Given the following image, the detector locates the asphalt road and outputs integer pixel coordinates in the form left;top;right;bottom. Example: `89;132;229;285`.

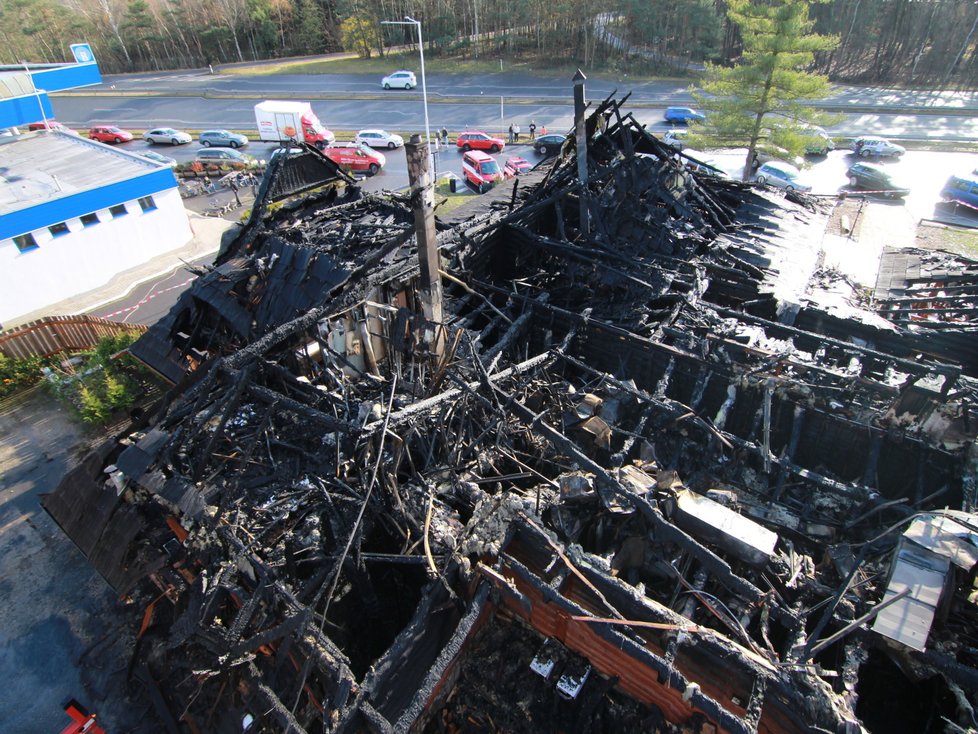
87;68;978;112
47;66;978;143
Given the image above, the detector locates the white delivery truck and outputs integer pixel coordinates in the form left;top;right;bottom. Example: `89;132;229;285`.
254;101;335;148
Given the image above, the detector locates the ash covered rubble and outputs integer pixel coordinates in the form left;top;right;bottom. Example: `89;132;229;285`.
43;100;978;734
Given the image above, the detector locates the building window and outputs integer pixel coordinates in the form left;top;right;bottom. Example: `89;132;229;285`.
109;204;128;218
14;233;38;252
137;196;157;212
80;213;99;227
49;222;70;237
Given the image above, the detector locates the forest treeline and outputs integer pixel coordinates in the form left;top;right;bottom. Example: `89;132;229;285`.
2;0;977;89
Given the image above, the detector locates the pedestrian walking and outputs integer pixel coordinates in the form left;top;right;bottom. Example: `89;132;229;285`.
440;127;449;145
514;123;521;142
540;124;548;136
528;121;536;141
508;124;514;143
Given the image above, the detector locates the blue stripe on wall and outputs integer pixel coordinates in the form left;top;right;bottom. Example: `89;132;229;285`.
33;63;102;92
0;94;55;129
0;168;179;241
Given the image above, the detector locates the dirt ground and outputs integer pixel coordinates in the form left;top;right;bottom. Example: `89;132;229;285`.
0;388;146;733
827;196;978;260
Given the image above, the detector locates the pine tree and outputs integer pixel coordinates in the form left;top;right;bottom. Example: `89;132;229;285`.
689;0;839;181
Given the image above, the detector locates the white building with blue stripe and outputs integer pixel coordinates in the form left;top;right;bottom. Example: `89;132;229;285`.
0;47;192;327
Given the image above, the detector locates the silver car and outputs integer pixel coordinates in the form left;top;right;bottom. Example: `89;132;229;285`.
200;129;249;148
143;127;192;145
753;161;811;192
140;150;177;167
355;129;404;149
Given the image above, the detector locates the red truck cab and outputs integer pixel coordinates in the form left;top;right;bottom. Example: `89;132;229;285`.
323;143;386;175
298;113;334;148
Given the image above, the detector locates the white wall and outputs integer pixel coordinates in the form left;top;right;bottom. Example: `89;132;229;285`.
0;188;192;326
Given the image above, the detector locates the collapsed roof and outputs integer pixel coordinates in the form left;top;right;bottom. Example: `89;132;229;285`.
45;100;978;734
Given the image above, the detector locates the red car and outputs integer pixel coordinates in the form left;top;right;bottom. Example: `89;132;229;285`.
504;156;532;177
462;150;505;193
89;125;133;144
323;143;386;176
456;131;505;153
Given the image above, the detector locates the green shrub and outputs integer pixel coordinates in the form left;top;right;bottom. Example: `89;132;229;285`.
78;383;109;424
0;352;48;399
36;333;150;424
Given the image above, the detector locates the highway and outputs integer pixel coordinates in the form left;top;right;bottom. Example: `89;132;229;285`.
50;69;978;143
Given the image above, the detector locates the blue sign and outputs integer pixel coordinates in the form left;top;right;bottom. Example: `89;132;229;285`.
70;44;95;64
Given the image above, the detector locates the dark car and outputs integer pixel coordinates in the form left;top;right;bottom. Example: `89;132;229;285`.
664;106;706;124
199;129;249;148
534;134;566;156
846;162;910;198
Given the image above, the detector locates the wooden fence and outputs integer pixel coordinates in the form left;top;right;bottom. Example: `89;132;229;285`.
0;315;147;360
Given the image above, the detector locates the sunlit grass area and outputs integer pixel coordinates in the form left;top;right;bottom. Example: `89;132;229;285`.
220;52;673;82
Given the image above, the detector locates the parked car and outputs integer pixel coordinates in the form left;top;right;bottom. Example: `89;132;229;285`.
139;150;177;167
662;129;687;149
355;129;404;149
681;150;728;178
382;70;416;90
456;131;505;153
199;129;249;148
753;161;811;192
323;143;386;175
462;150;505;193
940;173;978;209
89;125;133;144
803;126;835;156
534;133;566;157
28;120;79;135
851;136;905;158
504;156;532;177
664;106;705;124
845;162;910;198
193;147;257;168
143;127;192;145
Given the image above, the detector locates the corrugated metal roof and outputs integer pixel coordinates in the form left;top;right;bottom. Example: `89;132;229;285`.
0;131;165;216
872;542;949;652
904;512;978;570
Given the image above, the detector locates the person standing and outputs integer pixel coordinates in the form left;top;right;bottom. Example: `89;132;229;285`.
508;123;514;143
514;123;521;142
528;120;536;141
441;127;449;145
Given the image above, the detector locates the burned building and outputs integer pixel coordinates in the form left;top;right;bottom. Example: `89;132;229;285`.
44;100;978;734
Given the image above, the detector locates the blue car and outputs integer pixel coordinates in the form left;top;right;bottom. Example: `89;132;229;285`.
664;106;706;124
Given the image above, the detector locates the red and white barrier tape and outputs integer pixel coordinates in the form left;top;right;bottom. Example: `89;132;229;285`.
101;276;196;320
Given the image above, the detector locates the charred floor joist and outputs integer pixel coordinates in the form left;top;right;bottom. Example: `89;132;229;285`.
44;99;978;734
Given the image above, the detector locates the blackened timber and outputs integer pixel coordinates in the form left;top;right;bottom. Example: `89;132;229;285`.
486;374;798;631
713;305;962;382
247;384;359;434
491;552;757;734
368;349;556;431
194;363;253;481
245;662;307;734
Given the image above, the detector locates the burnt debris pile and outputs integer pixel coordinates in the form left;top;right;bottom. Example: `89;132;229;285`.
44;102;978;734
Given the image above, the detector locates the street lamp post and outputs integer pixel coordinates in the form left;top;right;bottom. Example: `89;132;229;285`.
382;16;433;173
